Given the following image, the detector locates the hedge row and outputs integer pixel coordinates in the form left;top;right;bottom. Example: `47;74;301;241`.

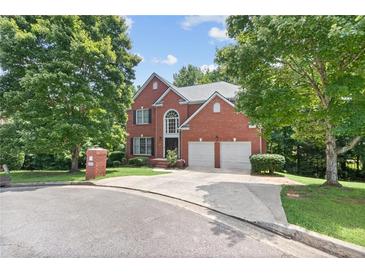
250;154;285;174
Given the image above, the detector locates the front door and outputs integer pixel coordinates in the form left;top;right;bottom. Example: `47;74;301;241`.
165;138;178;157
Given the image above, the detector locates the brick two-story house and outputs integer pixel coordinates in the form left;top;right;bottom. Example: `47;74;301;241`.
126;73;266;170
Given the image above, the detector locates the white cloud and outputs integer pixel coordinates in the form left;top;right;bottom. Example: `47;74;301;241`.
200;64;218;73
208;27;229;41
181;16;227;30
152;54;178;65
122;16;133;32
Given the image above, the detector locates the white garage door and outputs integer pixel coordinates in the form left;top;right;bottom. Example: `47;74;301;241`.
188;142;215;168
220;142;251;170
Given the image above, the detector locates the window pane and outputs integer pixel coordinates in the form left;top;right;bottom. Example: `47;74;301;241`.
140;138;146;154
136;110;143;124
133;138;140;154
143;109;149;123
147;138;152;155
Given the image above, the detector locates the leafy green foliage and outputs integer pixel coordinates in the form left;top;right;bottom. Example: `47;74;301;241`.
173;64;236;87
22;153;71;170
108;151;125;162
0;122;25;169
0;16;140;170
128;156;149;167
166;149;178;167
250;153;285;174
217;16;365;139
112;160;121;167
217;16;365;184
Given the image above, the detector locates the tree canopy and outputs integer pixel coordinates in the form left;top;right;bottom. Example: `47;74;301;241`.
216;16;365;186
173;64;236;87
0;16;141;171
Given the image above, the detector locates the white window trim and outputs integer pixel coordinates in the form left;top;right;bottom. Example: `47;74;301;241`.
136;108;150;125
164;109;179;136
133;137;152;156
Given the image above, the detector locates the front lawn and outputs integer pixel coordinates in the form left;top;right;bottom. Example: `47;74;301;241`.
280;173;365;247
1;167;169;184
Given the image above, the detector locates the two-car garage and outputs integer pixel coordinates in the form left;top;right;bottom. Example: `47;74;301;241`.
188;141;251;171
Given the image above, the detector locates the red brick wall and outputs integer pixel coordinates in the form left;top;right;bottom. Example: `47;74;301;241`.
126;76;168;158
155;91;188;158
187;103;203;117
181;96;265;165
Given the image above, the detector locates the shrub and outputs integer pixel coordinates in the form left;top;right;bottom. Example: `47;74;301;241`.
121;158;128;165
128;156;148;167
166;149;178;167
250;154;285;174
23;154;71;170
112;160;122;167
108;151;125;162
0;152;25;170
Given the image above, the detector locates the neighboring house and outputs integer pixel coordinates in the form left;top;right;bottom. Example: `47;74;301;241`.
126;73;266;170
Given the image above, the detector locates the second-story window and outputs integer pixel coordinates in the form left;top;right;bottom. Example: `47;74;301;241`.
136;109;150;125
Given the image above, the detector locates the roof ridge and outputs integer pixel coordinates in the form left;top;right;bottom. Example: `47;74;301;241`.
176;81;237;89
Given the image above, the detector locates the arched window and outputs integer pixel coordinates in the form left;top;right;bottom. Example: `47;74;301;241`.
165;110;179;134
213;102;221;113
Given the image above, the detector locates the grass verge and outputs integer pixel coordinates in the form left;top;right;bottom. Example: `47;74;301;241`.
280;172;365;247
1;167;169;184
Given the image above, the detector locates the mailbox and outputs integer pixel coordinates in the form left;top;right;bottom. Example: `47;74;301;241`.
85;148;108;180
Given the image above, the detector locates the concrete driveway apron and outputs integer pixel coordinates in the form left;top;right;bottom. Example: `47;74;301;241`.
95;168;298;224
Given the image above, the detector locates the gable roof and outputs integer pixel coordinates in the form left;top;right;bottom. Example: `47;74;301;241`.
179;91;235;129
133;72;174;100
134;72;241;105
152;87;189;106
176;81;240;102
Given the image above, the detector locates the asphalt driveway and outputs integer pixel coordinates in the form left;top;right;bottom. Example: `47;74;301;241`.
0;186;329;257
96;168;298;224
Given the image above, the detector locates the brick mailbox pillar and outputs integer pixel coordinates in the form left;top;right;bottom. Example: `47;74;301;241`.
85;148;108;180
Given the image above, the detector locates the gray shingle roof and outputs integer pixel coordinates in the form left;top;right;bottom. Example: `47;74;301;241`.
174;81;240;102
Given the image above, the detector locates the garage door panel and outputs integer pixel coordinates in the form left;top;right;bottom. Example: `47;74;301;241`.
189;142;214;168
220;142;251;170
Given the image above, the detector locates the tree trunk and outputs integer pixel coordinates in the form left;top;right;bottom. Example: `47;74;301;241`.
70;145;80;172
323;127;341;187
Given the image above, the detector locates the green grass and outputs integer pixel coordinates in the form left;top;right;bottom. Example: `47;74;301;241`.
280;172;365;247
1;167;169;184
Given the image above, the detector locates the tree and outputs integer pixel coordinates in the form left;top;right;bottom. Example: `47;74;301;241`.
173;64;236;87
173;64;202;87
0;16;140;171
217;16;365;186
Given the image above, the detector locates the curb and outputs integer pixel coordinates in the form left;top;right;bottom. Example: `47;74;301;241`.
94;184;365;257
2;182;364;257
255;221;365;258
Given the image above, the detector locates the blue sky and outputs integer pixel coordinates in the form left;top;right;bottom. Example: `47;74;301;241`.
126;16;233;86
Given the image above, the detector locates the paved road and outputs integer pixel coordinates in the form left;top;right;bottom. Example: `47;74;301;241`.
0;186;330;257
96;168;297;224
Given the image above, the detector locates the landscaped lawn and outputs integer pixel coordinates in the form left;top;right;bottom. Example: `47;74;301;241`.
280;172;365;247
1;167;169;184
